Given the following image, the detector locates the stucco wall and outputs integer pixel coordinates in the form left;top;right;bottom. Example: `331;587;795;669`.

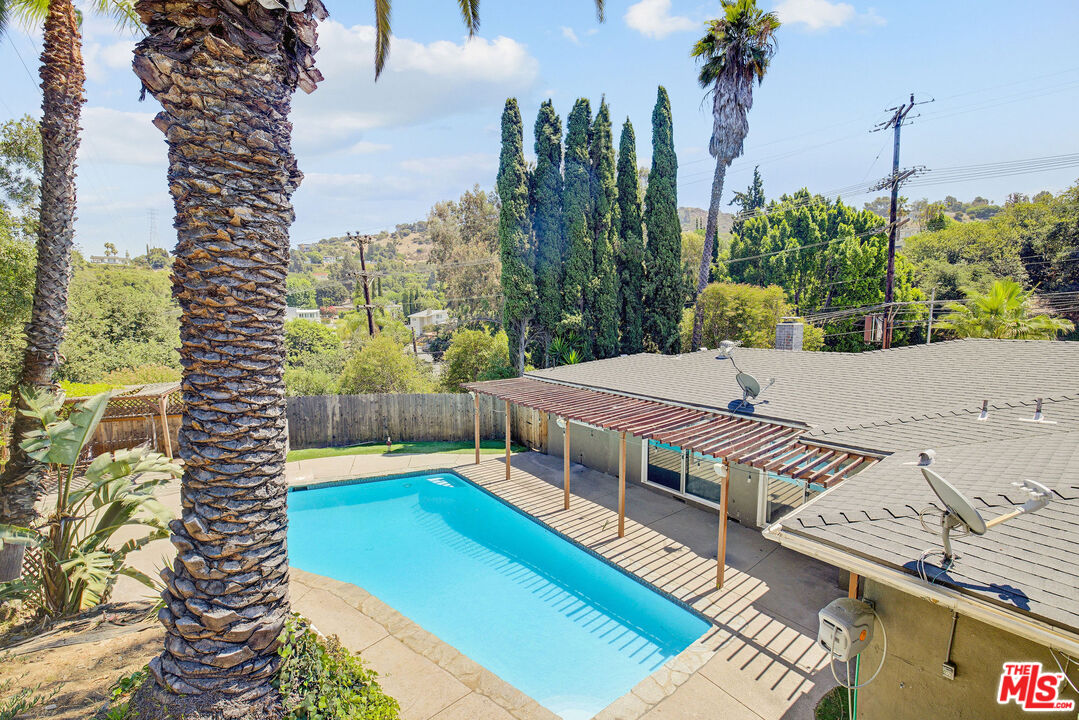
856;580;1078;719
543;412;643;485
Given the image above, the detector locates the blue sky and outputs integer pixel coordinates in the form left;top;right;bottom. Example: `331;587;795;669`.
2;0;1078;256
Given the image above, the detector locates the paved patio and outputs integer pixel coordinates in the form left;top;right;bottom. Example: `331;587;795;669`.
120;450;843;719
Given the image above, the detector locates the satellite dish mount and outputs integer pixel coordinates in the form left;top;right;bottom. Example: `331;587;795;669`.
717;342;775;411
918;454;1053;570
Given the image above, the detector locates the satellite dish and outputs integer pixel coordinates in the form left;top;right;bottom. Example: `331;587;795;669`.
734;372;776;411
736;372;761;399
918;453;1053;568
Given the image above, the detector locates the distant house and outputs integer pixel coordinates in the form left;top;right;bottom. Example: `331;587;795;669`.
285;307;320;322
408;308;449;333
89;255;130;266
384;303;403;320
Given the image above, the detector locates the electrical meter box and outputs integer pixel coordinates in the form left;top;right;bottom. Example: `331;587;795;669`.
818;598;875;661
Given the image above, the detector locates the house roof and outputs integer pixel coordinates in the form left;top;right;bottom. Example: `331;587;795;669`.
528;339;1079;447
529;339;1079;635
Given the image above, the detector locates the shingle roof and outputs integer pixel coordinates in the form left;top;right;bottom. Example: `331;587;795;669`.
781;430;1079;633
528;339;1079;441
529;339;1079;633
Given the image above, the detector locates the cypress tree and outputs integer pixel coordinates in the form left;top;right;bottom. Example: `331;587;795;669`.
643;86;683;354
496;98;537;374
617;118;645;354
589;100;620;359
561;98;593;354
531;100;564;357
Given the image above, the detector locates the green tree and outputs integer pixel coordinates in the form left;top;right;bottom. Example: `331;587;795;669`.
531;100;564;355
937;280;1074;340
0;115;43;224
496;99;537;374
729;190;923;350
286;275;316;308
315;280;348;307
616;118;645;355
58;265;181;382
729;165;765;238
128;1;604;713
284;318;341;362
439;328;514;392
1;0;139;531
329;252;361;293
561;98;593;352
679;282;823;351
0;220;35;392
689;0;780;351
589;100;619;358
339;336;433;394
427;184;500;322
643;87;683;354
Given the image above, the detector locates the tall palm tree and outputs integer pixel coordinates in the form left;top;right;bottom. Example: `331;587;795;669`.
129;2;603;716
0;1;137;541
689;0;779;352
938;279;1074;340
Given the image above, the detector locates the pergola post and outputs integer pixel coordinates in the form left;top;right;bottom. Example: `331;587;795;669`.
157;395;173;459
504;399;511;480
717;460;729;588
563;419;570;510
848;572;859;599
618;431;626;538
473;392;480;465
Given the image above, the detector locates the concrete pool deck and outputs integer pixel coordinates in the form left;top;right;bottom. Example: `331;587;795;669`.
119;450;843;719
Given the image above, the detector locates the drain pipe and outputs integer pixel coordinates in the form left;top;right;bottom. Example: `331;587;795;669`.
763;522;1079;657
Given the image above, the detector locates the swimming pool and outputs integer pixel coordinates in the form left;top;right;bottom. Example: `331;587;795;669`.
288;472;710;719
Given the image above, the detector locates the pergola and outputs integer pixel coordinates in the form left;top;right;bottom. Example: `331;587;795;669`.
63;381;182;458
464;376;883;587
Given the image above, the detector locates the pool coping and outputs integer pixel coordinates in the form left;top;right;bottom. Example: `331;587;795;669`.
289;467;719;720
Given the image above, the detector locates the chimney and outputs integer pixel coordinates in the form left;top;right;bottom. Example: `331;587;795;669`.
775;319;803;351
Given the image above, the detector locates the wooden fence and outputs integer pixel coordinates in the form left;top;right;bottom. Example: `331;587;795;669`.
285;393;547;452
2;392;547;465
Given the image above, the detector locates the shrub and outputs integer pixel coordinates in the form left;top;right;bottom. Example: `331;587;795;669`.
439;329;513;392
0;391;179;617
277;615;399;720
339;337;432;394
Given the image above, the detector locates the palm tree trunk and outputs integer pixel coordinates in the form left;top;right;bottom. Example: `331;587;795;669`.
690;158;726;351
131;2;322;716
0;0;84;534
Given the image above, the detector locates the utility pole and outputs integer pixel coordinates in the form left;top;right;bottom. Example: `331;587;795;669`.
871;93;930;348
347;232;377;336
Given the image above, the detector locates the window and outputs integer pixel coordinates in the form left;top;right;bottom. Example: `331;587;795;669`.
646;441;683;492
686;455;724;505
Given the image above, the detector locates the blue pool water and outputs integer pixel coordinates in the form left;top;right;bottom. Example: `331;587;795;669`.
288;473;709;719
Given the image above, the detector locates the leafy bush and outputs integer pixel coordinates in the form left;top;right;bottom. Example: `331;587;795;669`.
0;391;179;617
439;328;513;392
277;615;399;720
338;336;433;394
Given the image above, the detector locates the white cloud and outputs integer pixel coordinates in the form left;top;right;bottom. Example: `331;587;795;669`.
83;39;134;83
346;140;392;154
292;21;538;154
775;0;885;30
624;0;696;40
561;27;581;45
78;107;166;167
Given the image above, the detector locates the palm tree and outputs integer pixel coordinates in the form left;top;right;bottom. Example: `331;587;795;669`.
0;1;138;543
937;280;1074;340
129;2;604;716
689;0;779;352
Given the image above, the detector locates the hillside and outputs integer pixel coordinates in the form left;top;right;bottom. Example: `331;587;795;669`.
679;206;734;235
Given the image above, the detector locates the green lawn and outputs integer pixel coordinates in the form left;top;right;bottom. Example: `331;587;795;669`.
286;439;528;463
